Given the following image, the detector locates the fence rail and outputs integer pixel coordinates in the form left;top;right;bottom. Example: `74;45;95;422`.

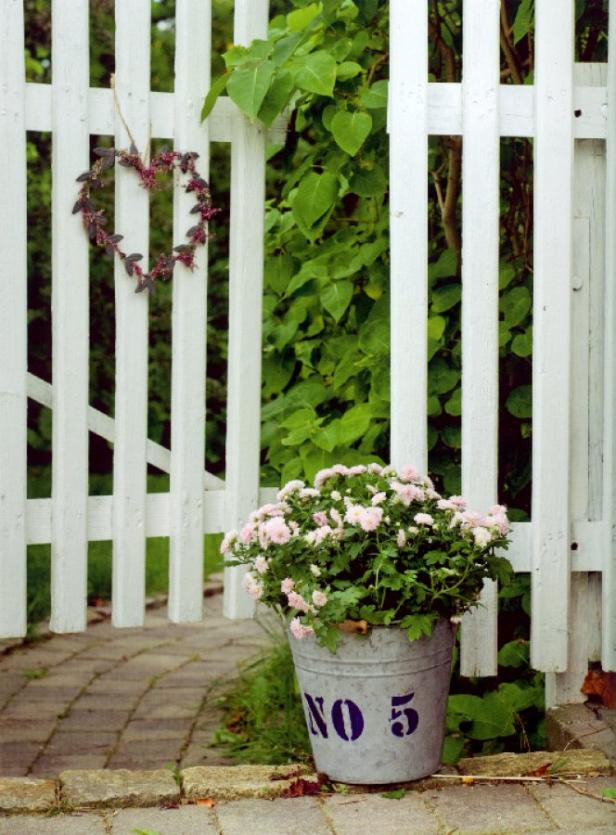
1;0;614;708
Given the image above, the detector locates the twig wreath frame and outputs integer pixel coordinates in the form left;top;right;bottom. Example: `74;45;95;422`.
73;145;218;293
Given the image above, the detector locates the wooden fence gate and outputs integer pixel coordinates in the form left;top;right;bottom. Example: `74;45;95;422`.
1;0;615;708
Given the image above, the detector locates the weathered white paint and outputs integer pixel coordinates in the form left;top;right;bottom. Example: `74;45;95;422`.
22;82;606;142
223;0;269;619
168;0;211;623
530;0;575;672
111;0;151;628
459;0;500;678
388;0;428;471
50;0;90;633
602;0;616;670
547;63;608;702
0;0;28;639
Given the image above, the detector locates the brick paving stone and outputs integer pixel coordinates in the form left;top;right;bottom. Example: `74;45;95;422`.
0;776;56;812
528;777;616;831
182;764;313;801
323;793;440;834
0;741;44;772
96;665;152;682
43;731;118;756
0;717;56;742
17;684;85;703
0;673;25;702
132;701;199;721
121;717;192;741
110;805;218;834
58;709;131;732
0;815;107;834
215;797;331;835
2;700;66;719
425;783;554;833
1;650;66;670
84;678;149;695
69;693;140;711
106;738;182;769
61;767;179;809
31;754;109;776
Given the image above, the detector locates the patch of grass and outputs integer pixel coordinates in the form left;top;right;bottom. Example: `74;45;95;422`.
23;667;49;680
215;626;312;765
26;470;224;624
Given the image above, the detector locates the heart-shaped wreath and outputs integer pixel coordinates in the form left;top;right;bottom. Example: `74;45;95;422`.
73;145;219;293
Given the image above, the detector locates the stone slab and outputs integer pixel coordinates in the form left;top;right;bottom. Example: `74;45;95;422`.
458;748;611;777
110;805;218;834
528;776;616;830
215;797;331;835
425;783;553;833
60;768;180;809
0;777;56;813
0;815;106;834
323;792;439;834
182;764;313;801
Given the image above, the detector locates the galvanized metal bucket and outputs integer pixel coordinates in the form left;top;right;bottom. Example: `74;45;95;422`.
289;620;455;784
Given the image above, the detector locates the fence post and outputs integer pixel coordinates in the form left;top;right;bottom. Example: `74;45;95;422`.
388;0;429;472
530;0;575;672
168;0;211;622
0;0;27;638
459;0;501;678
602;0;616;671
223;0;269;618
50;0;90;633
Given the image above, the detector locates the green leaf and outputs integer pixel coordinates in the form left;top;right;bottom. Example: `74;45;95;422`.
512;0;534;44
287;2;321;31
358;319;389;355
400;614;435;641
321;280;353;322
442;734;465;765
265;254;297;295
501;286;531;327
337;403;372;445
330;110;372;156
428;359;460;395
431;284;461;313
601;788;616;799
201;72;230;121
506;385;532;418
467;693;516;740
227;60;275;120
497;639;530;668
360;79;388;109
291;171;339;236
258;71;295;125
429;249;457;281
350;166;386;196
445;387;461;417
381;788;407;800
294;51;337;96
511;327;532;358
427;315;447;342
337;61;363;80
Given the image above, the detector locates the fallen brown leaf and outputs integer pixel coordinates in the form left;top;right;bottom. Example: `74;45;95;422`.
582;670;616;708
337;619;369;635
196;798;216;808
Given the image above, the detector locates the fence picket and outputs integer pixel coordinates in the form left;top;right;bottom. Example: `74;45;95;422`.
223;0;269;618
602;0;616;670
111;0;151;628
167;0;211;623
388;0;429;472
459;0;501;677
49;0;90;633
0;0;28;638
530;0;575;672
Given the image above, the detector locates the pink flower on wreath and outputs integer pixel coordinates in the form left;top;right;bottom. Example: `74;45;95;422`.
359;506;383;532
289;617;315;640
344;504;365;525
281;578;295;595
312;511;329;527
391;481;425;506
287;591;313;614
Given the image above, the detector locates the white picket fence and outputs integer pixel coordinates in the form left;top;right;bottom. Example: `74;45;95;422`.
0;0;615;707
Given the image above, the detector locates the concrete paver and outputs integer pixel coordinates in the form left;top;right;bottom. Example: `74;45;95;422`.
424;783;554;832
0;816;107;835
527;777;616;831
110;805;218;834
323;792;439;834
215;797;332;835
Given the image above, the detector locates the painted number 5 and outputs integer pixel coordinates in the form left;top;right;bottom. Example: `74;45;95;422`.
390;692;419;737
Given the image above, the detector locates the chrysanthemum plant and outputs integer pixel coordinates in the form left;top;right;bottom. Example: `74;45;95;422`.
222;464;513;652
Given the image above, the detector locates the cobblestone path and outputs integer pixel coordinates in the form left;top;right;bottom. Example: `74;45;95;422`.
0;590;269;777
